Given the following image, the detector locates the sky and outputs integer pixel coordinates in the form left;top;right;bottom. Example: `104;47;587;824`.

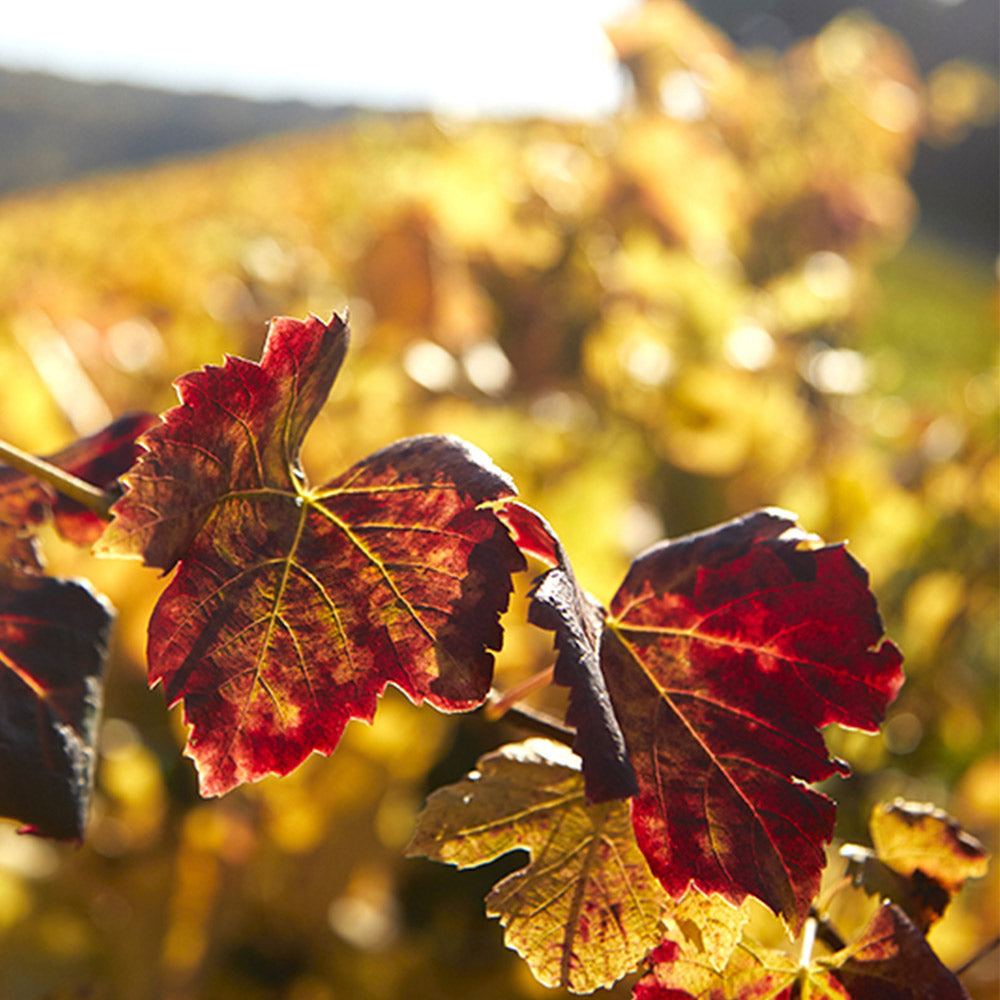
0;0;638;116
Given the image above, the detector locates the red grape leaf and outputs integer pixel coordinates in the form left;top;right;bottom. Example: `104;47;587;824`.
601;508;903;930
842;799;989;931
0;412;157;556
96;317;353;570
633;904;968;999
0;569;112;839
830;903;970;1000
97;314;524;796
497;501;638;802
407;738;667;993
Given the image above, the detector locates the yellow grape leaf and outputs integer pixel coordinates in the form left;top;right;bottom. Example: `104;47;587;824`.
634;904;969;1000
842;799;990;931
406;738;667;993
870;799;989;893
669;887;751;974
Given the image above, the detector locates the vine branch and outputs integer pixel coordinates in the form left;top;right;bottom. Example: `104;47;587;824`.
0;438;116;520
485;694;575;747
954;933;999;978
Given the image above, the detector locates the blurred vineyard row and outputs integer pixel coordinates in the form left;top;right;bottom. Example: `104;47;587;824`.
0;3;996;998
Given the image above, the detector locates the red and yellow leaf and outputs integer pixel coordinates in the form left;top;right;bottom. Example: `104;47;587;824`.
632;933;806;1000
633;904;968;1000
843;799;990;931
98;315;524;795
0;570;112;839
869;799;989;894
829;903;970;1000
601;509;903;929
407;738;667;993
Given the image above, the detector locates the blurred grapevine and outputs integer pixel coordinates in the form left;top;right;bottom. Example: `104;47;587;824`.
0;2;995;998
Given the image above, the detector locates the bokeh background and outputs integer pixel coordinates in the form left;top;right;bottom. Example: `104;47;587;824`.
0;1;996;998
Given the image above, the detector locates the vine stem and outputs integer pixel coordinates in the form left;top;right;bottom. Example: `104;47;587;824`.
808;905;847;953
0;437;116;520
798;916;818;969
954;933;1000;978
483;665;555;721
482;671;576;748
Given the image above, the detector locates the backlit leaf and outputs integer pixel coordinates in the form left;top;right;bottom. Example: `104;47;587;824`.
601;508;903;929
632;932;805;1000
634;904;967;1000
830;903;970;1000
97;316;353;570
842;799;989;931
98;314;524;795
497;501;637;802
0;570;112;839
407;738;667;993
669;887;750;974
869;799;989;894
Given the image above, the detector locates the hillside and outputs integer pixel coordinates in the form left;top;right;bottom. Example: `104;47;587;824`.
0;67;357;196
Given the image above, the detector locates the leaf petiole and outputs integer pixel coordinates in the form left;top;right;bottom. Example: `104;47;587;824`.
808;906;847;953
0;437;116;520
798;916;818;968
817;873;854;909
485;698;576;748
954;933;1000;977
483;665;555;720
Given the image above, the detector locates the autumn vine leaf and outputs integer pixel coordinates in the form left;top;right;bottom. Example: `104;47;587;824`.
667;887;750;974
830;903;971;1000
633;902;969;999
496;500;637;803
600;508;904;930
0;572;112;839
96;314;525;796
869;800;989;894
407;738;667;993
0;413;157;838
842;799;989;931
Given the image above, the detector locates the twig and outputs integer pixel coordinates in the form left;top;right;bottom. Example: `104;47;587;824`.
482;666;555;721
798;917;818;968
487;699;575;747
808;906;847;952
954;933;1000;978
0;438;115;519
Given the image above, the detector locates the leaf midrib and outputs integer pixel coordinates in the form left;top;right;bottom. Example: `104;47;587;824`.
604;622;796;915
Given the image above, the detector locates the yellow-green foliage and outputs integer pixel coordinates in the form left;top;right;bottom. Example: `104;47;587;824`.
0;4;994;998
